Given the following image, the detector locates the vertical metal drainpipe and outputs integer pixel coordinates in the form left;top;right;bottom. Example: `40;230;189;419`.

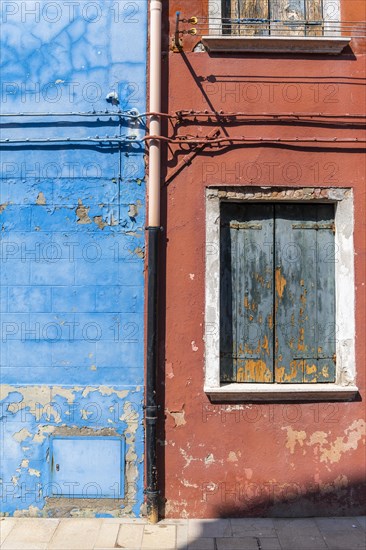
145;0;162;524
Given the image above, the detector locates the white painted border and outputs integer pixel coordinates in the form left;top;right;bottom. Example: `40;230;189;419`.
204;187;358;401
323;0;341;36
208;0;222;35
334;192;356;385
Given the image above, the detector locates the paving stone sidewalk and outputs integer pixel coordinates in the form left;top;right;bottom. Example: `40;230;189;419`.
0;516;365;550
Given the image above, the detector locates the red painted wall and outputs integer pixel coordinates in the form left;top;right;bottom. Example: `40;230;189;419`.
154;0;366;517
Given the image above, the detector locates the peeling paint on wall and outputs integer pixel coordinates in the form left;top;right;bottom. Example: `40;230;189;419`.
36;192;46;206
93;216;107;230
162;15;365;516
1;386;144;517
0;0;147;517
76;199;92;224
282;420;366;469
167;409;186;427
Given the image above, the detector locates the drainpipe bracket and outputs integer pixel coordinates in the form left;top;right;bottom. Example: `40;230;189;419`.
145;226;164;231
144;489;160;496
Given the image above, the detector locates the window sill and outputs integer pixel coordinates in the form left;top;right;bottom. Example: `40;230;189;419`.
205;383;359;402
201;36;351;55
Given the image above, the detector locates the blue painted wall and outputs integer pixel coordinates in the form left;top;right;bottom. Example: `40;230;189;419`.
0;0;147;516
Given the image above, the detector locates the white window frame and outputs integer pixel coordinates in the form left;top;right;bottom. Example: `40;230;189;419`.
204;0;349;54
204;187;358;401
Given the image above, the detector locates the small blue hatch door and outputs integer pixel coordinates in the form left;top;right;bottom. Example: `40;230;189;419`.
50;436;124;498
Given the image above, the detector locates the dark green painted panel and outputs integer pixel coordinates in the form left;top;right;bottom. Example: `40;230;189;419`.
220;202;335;384
220;203;274;383
220;205;237;382
275;204;308;382
275;203;335;383
314;204;336;382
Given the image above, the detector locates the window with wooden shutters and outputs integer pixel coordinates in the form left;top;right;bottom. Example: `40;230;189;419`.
222;0;325;36
220;202;336;384
204;0;349;55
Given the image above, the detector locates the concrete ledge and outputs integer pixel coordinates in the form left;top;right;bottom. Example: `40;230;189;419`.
201;36;351;54
205;384;359;402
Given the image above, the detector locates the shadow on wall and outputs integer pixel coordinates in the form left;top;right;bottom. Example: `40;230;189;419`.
175;514;366;550
173;481;366;548
164;477;366;526
210;478;366;518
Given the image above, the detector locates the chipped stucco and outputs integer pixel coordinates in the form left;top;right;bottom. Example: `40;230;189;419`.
1;385;144;517
0;0;148;517
282;419;366;470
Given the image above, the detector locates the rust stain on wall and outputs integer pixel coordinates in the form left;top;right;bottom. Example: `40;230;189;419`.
300;289;307;305
321;365;330;379
262;335;270;356
238;360;272;382
267;314;273;330
297;327;305;352
275;360;303;383
275;267;287;299
304;362;317;383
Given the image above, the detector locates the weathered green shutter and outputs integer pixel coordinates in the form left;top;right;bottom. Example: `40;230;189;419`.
220;202;335;384
220;204;237;382
274;204;336;383
220;203;274;383
312;204;336;382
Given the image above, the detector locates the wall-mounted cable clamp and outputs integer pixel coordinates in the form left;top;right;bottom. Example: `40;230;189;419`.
172;12;198;51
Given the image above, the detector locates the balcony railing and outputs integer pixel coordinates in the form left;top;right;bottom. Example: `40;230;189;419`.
205;18;366;37
173;14;366;53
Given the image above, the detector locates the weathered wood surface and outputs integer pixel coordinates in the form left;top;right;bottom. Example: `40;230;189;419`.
220;202;336;384
226;0;324;36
